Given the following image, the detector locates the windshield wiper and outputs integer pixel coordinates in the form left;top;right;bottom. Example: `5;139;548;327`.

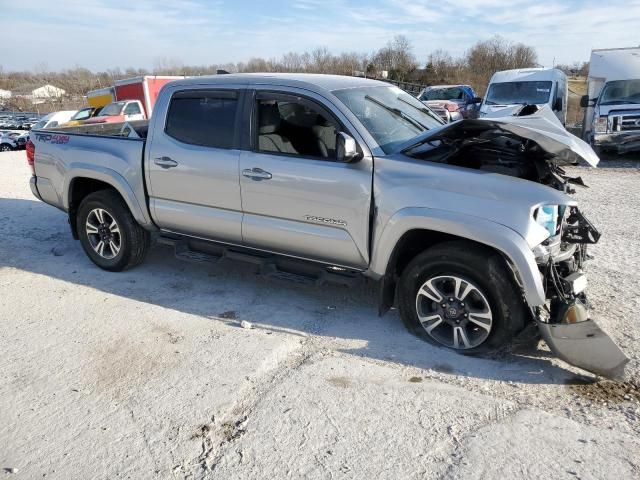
397;96;442;124
364;95;426;131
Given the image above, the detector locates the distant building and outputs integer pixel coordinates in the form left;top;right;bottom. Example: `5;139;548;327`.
12;84;67;105
0;89;11;99
31;84;65;99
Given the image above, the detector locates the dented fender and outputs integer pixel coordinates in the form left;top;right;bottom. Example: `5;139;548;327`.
368;207;547;306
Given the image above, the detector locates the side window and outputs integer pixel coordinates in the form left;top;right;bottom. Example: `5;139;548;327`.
165;90;237;149
256;96;339;160
124;102;141;115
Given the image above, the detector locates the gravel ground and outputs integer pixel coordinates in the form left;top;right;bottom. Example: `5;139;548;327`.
1;150;639;479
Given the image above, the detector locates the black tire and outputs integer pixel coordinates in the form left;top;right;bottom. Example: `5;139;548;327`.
77;189;150;271
397;241;528;355
0;143;13;152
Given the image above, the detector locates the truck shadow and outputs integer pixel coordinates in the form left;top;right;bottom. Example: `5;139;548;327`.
0;197;591;385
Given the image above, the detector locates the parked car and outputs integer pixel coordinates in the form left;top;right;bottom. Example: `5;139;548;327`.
480;68;568;125
82;100;146;124
15;131;29;149
580;47;640;154
0;133;17;151
417;85;482;121
28;74;627;378
62;106;102;126
30;110;78;130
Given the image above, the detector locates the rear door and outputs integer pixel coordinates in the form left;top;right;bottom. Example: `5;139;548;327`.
239;89;373;269
146;87;244;243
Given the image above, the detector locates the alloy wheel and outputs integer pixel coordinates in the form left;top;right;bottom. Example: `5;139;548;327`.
415;275;493;349
85;208;121;259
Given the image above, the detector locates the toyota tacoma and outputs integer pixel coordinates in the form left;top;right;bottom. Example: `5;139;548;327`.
28;74;628;378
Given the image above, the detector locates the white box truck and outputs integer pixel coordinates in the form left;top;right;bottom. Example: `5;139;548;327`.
581;47;640;154
479;68;568;125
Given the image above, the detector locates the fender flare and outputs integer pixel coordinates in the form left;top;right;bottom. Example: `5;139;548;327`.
64;164;151;227
369;207;546;307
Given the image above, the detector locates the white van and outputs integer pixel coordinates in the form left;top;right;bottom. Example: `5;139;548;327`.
581;47;640;154
30;110;77;130
480;68;568;125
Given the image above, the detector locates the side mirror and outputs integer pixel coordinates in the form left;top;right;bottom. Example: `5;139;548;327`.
580;95;596;108
473;97;483;104
336;132;362;163
553;98;563;111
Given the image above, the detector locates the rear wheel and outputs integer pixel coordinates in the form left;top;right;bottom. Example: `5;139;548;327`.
397;241;528;355
77;190;150;271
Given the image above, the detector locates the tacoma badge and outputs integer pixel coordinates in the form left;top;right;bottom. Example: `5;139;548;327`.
304;215;347;226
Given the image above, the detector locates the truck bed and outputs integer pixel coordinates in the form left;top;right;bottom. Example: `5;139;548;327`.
30;123;151;226
49;120;149;139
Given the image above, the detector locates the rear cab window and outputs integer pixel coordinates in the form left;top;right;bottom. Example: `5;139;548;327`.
165;90;238;149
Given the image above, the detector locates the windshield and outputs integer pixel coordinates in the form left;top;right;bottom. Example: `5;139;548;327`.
71;108;93;121
599;80;640;105
32;119;48;130
485;81;552;105
419;87;465;102
333;85;443;154
98;102;126;116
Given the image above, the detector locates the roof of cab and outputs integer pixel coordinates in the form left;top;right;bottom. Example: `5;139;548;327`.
165;73;390;93
489;68;566;84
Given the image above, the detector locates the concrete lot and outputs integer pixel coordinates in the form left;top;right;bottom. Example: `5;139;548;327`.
1;150;639;479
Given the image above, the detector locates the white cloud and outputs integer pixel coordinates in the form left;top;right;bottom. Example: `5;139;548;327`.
0;0;638;70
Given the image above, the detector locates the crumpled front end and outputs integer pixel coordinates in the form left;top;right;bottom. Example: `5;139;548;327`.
531;205;629;379
400;106;630;378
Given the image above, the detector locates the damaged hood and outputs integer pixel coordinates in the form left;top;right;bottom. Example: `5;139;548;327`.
400;106;600;167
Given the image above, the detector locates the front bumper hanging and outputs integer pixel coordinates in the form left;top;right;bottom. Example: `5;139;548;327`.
536;208;629;379
537;315;629;379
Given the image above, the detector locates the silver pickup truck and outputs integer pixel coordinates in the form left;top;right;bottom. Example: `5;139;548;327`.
29;74;628;378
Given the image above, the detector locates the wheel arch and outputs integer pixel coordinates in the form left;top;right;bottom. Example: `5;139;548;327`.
370;207;545;315
67;174;150;239
65;170;152;239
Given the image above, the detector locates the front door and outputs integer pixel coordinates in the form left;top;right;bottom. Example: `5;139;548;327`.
146;88;243;243
239;91;372;269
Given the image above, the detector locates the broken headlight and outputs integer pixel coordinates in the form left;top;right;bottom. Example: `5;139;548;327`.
535;205;559;237
593;115;608;133
532;205;568;263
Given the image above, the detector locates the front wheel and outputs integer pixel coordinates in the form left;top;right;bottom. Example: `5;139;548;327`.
77;190;150;271
0;144;13;152
397;241;528;355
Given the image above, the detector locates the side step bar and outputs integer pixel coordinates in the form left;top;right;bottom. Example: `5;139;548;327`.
162;237;362;288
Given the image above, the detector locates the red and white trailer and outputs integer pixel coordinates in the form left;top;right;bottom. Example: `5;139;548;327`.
114;76;184;118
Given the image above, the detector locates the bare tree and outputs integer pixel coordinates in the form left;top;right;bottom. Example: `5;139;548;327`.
464;36;538;94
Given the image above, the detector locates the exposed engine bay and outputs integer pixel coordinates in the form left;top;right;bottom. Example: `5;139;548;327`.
402;104;598;194
404;129;587;192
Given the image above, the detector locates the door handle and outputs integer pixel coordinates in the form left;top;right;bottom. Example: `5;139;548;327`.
242;167;272;181
154;156;178;168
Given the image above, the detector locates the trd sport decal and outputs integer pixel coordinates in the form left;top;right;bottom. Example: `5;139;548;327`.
35;133;70;144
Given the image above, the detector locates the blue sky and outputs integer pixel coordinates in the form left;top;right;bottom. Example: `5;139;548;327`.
1;0;639;71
